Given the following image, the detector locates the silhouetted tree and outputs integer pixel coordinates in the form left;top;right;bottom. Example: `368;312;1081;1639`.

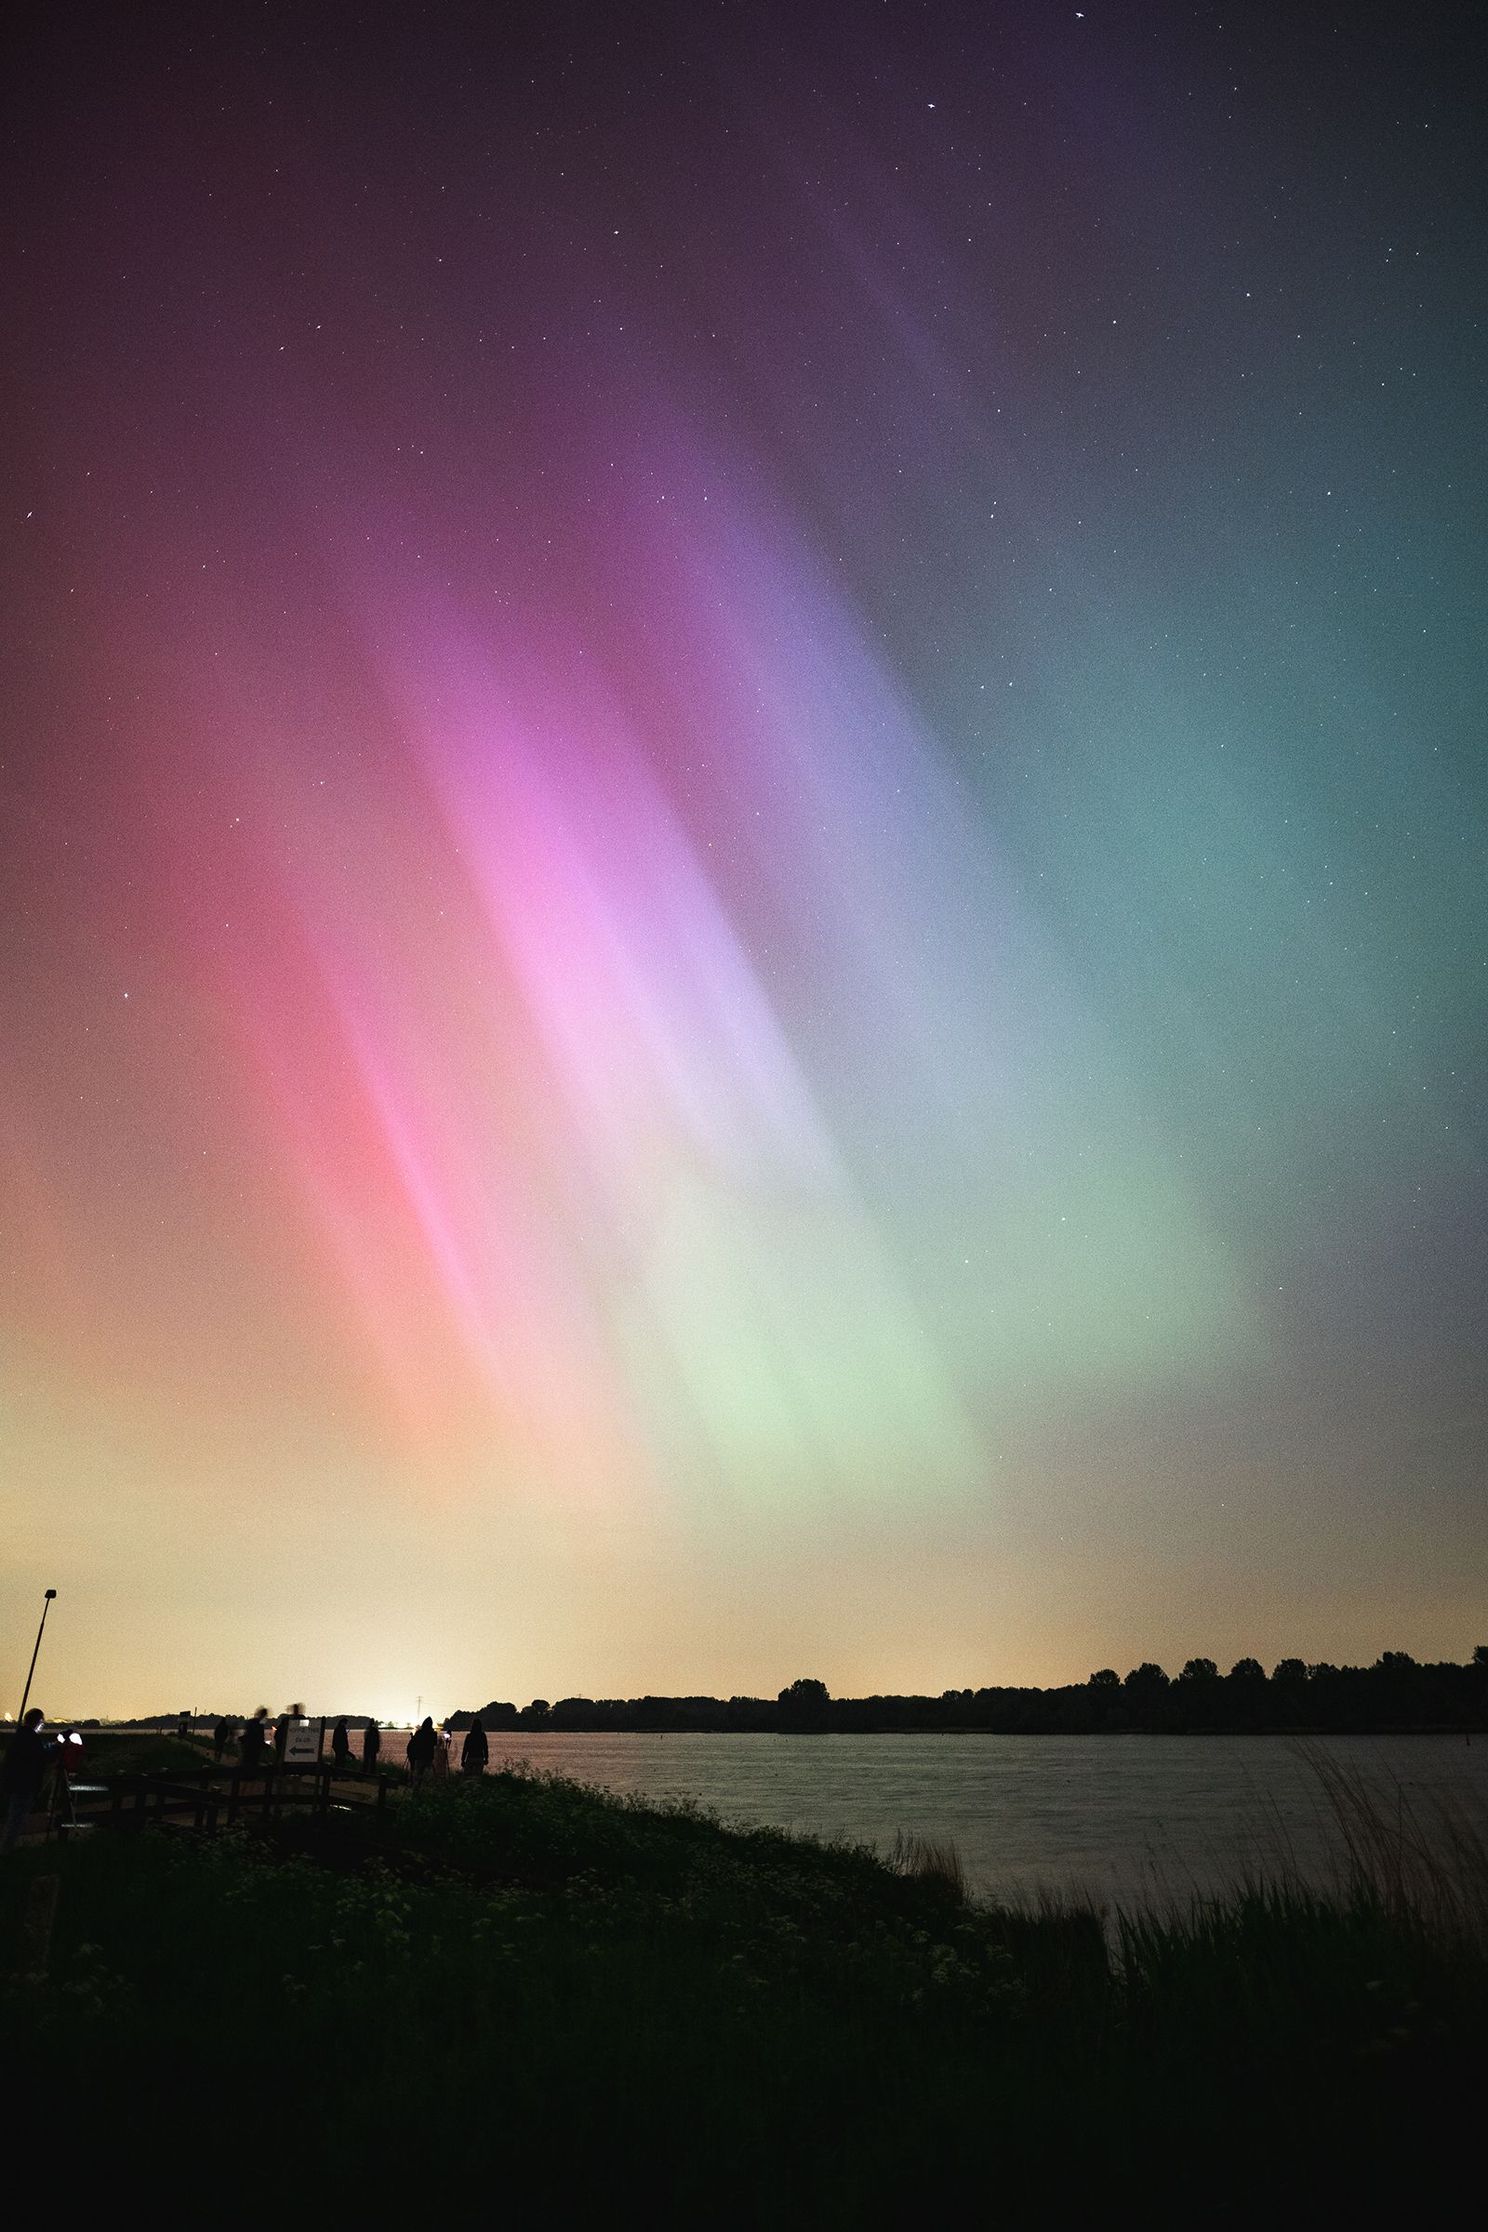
549;1698;599;1729
1179;1658;1219;1682
1229;1658;1265;1682
1120;1664;1170;1729
778;1677;830;1730
1088;1669;1120;1688
1272;1659;1307;1683
633;1695;684;1730
1474;1646;1488;1667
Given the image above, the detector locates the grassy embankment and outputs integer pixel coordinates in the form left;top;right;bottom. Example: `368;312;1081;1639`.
1;1758;1484;2219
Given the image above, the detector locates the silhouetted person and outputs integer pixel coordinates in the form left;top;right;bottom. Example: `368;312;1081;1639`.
406;1717;437;1783
178;1711;190;1740
1;1710;52;1853
240;1707;271;1775
460;1721;489;1776
362;1721;381;1774
212;1717;235;1762
330;1717;351;1773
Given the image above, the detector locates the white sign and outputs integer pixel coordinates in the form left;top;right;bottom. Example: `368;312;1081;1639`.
283;1721;320;1765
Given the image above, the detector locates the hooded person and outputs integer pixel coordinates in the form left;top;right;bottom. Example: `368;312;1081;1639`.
406;1717;437;1782
240;1707;271;1773
460;1720;489;1776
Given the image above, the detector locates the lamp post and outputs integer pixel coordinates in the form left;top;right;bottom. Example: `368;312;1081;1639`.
17;1589;57;1722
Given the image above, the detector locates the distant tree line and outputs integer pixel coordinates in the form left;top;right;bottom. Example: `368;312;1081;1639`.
444;1650;1488;1737
98;1649;1487;1736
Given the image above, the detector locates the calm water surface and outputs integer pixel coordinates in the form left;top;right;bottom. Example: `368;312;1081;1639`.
388;1731;1488;1905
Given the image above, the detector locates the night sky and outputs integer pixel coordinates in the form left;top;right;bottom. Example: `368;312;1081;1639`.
3;2;1484;1719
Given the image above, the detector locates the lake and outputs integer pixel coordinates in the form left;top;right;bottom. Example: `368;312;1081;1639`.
383;1730;1488;1906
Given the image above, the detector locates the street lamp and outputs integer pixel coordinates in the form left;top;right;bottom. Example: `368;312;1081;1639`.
17;1589;57;1722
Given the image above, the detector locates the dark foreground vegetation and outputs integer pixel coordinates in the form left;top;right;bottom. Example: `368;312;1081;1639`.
3;1760;1486;2220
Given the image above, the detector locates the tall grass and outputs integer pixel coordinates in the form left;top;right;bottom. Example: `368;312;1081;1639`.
1300;1740;1488;1949
1105;1739;1488;2154
889;1827;966;1897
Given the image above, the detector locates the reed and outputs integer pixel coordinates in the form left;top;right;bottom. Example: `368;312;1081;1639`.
889;1827;967;1897
1300;1739;1488;1949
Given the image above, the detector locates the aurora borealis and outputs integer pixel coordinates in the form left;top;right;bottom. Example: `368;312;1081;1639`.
3;4;1483;1718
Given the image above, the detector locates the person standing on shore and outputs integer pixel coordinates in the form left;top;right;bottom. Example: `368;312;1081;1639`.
1;1710;52;1853
406;1717;437;1783
330;1717;351;1773
361;1720;381;1774
460;1720;489;1777
240;1707;270;1775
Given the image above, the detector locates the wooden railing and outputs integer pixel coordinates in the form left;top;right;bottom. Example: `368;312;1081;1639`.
58;1762;394;1835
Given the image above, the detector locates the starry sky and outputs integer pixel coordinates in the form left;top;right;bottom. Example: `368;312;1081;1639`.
3;2;1484;1720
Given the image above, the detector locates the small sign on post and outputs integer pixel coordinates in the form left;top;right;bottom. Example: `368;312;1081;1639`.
283;1720;319;1766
